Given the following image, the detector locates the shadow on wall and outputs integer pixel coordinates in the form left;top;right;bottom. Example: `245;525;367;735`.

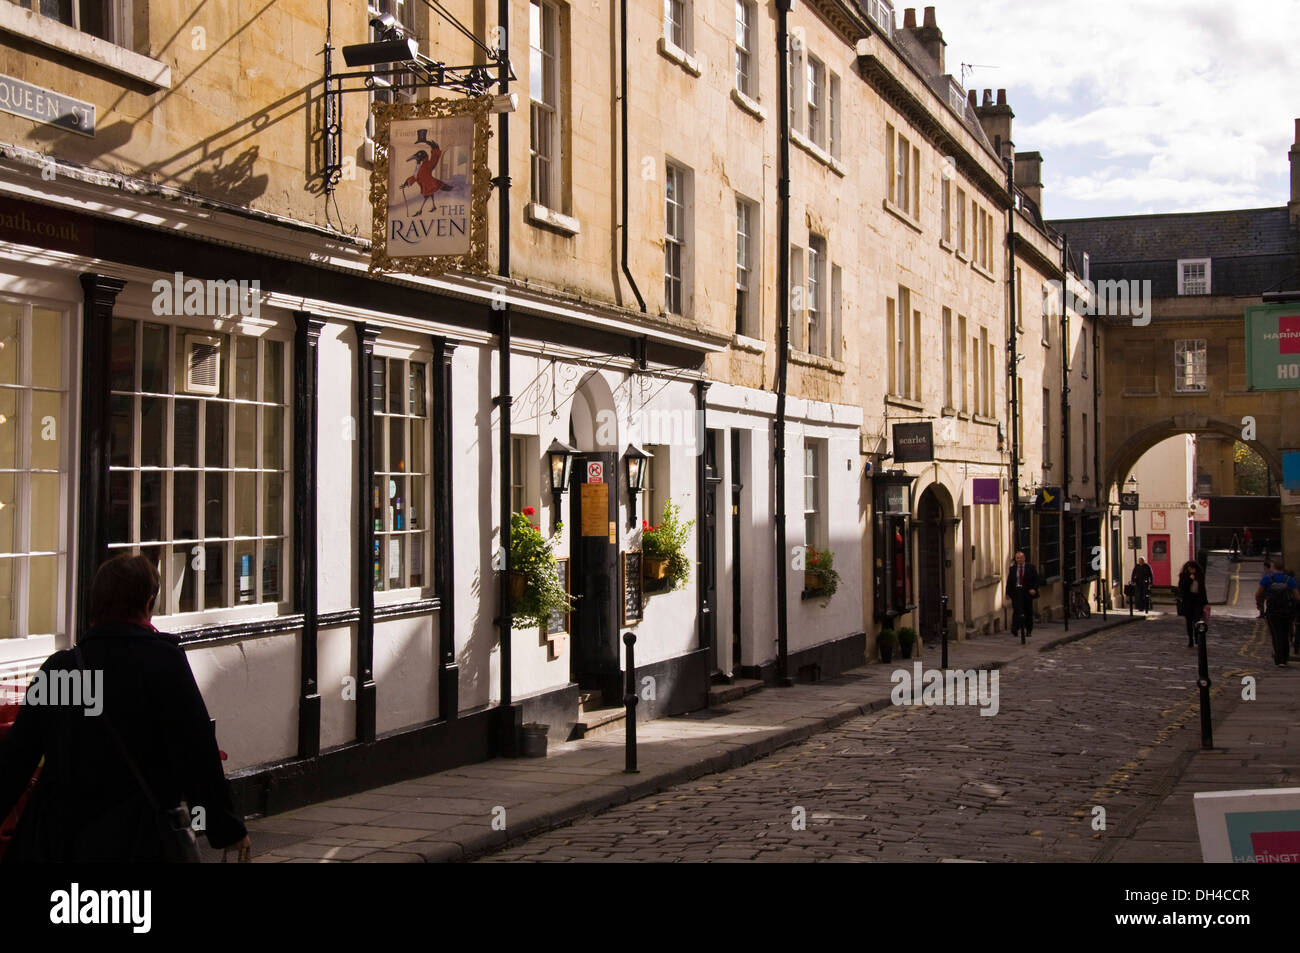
187;145;270;205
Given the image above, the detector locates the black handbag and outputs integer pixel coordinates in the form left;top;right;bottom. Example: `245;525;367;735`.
74;647;201;863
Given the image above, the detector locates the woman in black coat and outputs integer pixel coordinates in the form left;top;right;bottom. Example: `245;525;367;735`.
1177;560;1209;648
0;554;249;861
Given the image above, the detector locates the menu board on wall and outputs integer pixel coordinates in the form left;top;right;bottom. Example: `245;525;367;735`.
545;558;570;637
622;551;643;625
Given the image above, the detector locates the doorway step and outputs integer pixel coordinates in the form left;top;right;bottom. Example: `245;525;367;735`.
569;690;626;740
706;678;763;707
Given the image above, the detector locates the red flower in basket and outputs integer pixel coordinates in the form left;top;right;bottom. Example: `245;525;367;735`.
523;506;535;516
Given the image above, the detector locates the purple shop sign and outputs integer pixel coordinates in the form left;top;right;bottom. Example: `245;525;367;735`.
972;478;1000;505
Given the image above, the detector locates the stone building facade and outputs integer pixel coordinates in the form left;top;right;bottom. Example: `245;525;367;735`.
0;0;1107;809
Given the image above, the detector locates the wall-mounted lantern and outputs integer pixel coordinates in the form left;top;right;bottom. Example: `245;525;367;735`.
547;438;577;533
624;443;651;528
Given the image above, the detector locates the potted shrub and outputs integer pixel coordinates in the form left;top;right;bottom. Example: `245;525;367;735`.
641;501;695;591
896;626;917;659
877;628;898;663
508;507;575;628
803;546;840;599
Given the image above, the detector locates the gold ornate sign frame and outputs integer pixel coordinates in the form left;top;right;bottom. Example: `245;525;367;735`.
369;95;493;277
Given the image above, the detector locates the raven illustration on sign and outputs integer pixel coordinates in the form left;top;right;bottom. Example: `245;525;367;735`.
401;129;452;215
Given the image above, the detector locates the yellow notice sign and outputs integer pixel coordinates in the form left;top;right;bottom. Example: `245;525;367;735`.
580;482;609;537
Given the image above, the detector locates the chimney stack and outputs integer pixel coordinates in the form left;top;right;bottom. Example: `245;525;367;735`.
902;6;945;74
1014;151;1044;216
975;88;1015;166
1290;118;1300;226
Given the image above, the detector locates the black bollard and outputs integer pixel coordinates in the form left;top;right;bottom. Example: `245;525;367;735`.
940;594;949;670
1194;619;1212;749
623;631;638;774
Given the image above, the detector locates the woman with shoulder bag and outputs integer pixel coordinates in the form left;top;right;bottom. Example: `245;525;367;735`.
0;554;250;862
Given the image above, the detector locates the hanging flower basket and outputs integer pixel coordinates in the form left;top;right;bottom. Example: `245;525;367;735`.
644;555;670;582
640;501;695;592
803;547;840;599
508;507;575;629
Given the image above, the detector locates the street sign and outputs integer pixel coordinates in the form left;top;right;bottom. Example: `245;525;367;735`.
586;461;603;484
1119;492;1139;511
1035;486;1061;511
1192;498;1210;522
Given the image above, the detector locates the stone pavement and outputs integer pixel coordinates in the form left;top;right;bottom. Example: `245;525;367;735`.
1104;615;1300;861
225;611;1139;863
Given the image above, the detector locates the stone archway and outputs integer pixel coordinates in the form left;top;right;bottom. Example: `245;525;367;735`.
1103;412;1292;572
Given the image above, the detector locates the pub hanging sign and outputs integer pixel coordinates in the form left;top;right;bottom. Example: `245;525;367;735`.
370;96;492;277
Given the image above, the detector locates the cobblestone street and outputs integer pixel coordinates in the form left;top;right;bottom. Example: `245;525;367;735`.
481;610;1290;862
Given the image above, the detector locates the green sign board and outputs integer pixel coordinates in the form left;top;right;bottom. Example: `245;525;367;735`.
1245;302;1300;390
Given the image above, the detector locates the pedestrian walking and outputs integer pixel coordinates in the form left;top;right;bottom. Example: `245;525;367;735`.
1176;561;1209;648
1005;551;1040;640
1255;564;1299;668
1229;532;1240;561
1131;557;1154;612
1242;526;1254;557
0;554;250;861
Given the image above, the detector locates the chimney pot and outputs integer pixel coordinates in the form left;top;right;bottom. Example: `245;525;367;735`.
904;7;917;28
997;88;1007;106
968;90;977;108
923;5;937;27
982;89;993;107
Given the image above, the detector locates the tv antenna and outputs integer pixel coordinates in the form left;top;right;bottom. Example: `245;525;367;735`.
959;62;999;89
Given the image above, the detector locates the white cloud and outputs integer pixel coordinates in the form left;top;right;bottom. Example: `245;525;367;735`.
935;0;1300;215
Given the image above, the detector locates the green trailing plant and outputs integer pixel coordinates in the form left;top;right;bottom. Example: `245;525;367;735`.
805;546;840;598
508;507;575;628
641;500;695;591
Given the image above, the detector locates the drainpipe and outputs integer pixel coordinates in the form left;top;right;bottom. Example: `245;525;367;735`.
619;0;646;313
774;0;792;686
495;0;518;754
1006;159;1020;570
1060;237;1070;629
1093;318;1103;613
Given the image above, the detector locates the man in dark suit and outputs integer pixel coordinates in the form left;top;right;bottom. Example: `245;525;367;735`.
1006;551;1040;640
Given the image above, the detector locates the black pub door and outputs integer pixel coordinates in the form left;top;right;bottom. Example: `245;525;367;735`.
569;452;620;698
917;491;945;644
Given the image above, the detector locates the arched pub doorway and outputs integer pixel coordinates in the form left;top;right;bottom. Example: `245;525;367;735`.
916;484;954;645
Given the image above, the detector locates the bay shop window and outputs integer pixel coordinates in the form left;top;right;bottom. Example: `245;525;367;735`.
107;319;291;619
0;299;71;641
370;353;431;593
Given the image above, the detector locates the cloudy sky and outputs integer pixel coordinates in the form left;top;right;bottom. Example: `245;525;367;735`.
934;0;1300;221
